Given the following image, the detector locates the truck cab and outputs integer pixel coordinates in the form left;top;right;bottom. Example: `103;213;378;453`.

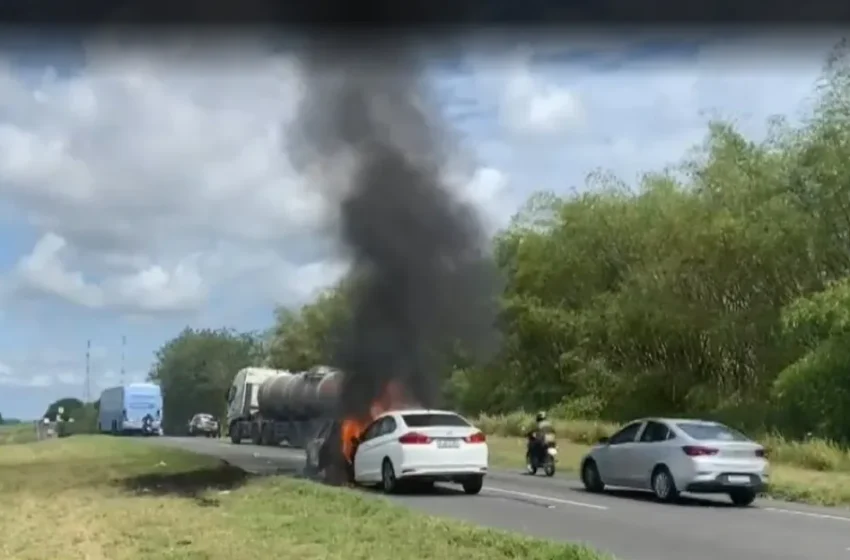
226;367;283;443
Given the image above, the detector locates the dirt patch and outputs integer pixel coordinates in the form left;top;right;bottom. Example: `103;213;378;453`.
118;460;251;506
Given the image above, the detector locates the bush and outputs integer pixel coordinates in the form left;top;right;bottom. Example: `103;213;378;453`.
762;433;850;472
476;412;616;444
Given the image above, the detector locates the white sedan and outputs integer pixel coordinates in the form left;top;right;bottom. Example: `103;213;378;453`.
351;409;488;494
580;417;769;506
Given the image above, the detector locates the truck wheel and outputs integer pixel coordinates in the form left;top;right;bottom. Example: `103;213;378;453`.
250;423;262;445
260;423;273;446
229;423;241;444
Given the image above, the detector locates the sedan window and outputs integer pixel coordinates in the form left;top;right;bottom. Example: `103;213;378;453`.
639;421;672;443
609;422;642;445
402;413;470;427
676;422;749;442
379;417;397;436
360;420;382;442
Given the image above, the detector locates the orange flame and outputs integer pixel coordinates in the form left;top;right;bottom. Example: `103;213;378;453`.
340;379;416;464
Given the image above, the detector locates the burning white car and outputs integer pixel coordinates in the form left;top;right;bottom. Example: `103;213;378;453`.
347;409;488;494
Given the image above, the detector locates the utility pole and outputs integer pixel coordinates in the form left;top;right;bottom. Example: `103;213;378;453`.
121;335;126;386
85;340;91;403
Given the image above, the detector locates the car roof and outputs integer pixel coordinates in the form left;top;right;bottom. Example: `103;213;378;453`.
628;417;724;425
381;408;464;417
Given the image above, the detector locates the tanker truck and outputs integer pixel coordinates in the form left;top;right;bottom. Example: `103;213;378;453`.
225;365;342;448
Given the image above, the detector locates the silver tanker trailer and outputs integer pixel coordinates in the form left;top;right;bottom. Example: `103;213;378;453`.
225;365;342;448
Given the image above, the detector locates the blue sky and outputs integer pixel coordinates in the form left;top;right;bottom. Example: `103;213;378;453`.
0;30;841;419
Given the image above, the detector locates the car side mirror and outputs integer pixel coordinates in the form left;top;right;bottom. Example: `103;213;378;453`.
597;436;610;445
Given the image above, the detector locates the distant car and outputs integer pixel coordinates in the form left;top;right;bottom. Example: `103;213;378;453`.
579;418;769;506
350;409;488;495
188;413;220;438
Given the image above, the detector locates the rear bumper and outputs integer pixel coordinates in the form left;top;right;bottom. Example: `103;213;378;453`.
397;465;488;481
685;475;767;494
194;426;218;433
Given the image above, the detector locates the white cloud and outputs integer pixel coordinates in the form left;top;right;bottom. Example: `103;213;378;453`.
458;47;584;138
0;36;513;315
0;345;106;388
0;37;340;313
500;65;583;135
13;231;208;312
95;368;147;391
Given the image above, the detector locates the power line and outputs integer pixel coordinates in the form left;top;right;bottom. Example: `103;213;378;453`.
121;335;126;386
85;339;91;403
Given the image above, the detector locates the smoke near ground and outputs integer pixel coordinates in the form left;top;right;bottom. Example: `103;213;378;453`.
289;37;500;428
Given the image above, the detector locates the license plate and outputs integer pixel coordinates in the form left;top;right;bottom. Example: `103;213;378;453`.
727;475;751;484
437;439;460;449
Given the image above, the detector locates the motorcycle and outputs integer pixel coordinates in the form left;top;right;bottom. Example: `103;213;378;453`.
526;435;557;477
141;414;157;436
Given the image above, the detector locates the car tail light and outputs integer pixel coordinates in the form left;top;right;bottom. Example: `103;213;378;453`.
398;432;432;445
755;448;766;458
464;431;486;444
682;445;718;457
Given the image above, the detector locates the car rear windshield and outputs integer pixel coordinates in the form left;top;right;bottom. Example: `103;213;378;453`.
402;413;470;428
676;422;749;442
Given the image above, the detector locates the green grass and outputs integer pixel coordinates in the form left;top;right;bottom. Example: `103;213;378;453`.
478;412;850;508
0;423;37;445
0;435;611;560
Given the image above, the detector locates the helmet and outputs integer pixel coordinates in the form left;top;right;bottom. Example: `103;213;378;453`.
536;411;547;422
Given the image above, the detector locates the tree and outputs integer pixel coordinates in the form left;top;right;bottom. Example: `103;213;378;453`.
43;398;84;421
148;328;264;434
266;285;351;371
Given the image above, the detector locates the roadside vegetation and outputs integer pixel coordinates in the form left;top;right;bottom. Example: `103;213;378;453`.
0;436;609;560
41;40;850;508
0;423;36;445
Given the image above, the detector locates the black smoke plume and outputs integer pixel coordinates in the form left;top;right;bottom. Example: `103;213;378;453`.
290;36;499;431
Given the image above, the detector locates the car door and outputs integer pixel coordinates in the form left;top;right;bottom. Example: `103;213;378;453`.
594;421;644;486
353;418;386;482
368;416;399;472
632;420;673;489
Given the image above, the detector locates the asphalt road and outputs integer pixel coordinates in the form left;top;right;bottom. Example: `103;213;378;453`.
151;436;850;560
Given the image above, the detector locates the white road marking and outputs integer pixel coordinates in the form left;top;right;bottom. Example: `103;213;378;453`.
484;486;608;510
763;507;850;522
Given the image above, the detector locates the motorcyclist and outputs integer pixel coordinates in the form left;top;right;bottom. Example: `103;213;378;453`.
142;413;154;435
527;411;556;463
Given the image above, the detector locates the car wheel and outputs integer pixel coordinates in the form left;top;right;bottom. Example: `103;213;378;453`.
381;459;398;494
462;475;484;495
651;466;680;503
729;488;757;507
581;459;605;493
